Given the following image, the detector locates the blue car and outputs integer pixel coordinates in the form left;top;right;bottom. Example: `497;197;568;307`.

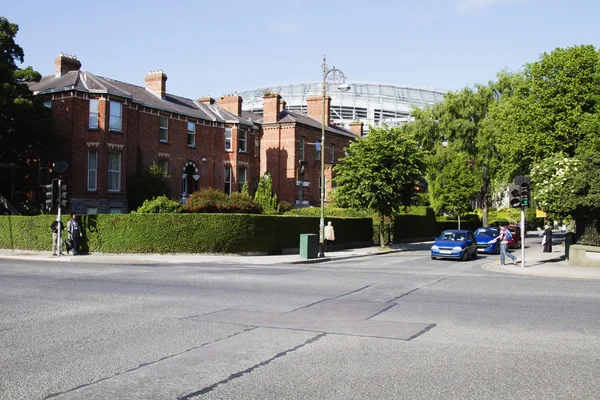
431;229;478;261
474;227;501;254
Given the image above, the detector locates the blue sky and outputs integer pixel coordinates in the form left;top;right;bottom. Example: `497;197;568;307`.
5;0;599;99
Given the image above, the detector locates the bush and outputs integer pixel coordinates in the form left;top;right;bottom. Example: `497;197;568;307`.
183;188;262;214
134;196;182;213
277;201;293;214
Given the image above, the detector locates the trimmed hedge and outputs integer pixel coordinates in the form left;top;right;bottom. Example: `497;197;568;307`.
0;214;373;255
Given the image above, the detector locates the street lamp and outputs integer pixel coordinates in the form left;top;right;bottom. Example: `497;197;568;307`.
318;55;350;257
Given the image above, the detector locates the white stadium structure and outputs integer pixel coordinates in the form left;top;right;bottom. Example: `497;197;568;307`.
236;82;447;134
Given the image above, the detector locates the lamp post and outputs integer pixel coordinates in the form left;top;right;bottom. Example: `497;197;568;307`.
318;55;350;257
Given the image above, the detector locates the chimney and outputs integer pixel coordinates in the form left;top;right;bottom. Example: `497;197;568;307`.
145;70;168;99
262;92;281;123
218;95;242;116
279;100;287;113
306;96;331;125
54;53;81;77
198;96;215;105
349;121;364;137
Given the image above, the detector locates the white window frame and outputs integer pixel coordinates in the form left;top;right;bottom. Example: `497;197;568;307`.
330;143;335;163
224;166;232;195
108;152;121;192
109;101;122;131
316;140;321;161
238;167;247;192
225;128;232;151
87;150;98;191
89;99;99;129
159;116;168;142
299;137;305;161
254;136;259;157
187;121;196;146
238;129;247;153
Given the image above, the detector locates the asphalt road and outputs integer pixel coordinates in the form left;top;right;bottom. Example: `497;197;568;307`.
1;240;599;399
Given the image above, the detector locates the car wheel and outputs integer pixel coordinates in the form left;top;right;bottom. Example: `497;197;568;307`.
431;255;436;260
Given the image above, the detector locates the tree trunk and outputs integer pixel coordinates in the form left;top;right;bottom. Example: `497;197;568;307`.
379;215;386;247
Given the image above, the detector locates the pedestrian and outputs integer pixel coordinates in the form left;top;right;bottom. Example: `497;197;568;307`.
543;225;553;253
324;221;335;252
489;225;517;265
66;214;83;255
50;217;64;256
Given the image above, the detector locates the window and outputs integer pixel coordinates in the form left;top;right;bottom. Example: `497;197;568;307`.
187;121;196;146
108;152;121;192
315;140;321;161
86;208;98;215
159;116;168;142
330;143;335;163
224;166;232;195
225;128;232;151
319;175;326;200
299;137;305;161
109;208;122;214
89;99;99;129
238;129;247;152
254;137;260;157
43;100;52;108
238;167;247;192
158;159;168;176
109;101;122;131
87;150;98;191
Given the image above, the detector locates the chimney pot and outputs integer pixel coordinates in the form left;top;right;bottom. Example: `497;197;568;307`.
54;53;82;77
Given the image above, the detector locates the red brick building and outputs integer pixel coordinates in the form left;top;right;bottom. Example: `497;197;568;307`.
28;54;361;213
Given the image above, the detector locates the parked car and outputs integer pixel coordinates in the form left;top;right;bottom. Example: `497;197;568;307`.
505;225;521;249
431;229;478;261
474;227;501;254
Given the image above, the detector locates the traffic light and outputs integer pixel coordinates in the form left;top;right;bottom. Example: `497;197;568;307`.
43;179;57;211
509;185;521;208
520;182;530;208
58;181;69;209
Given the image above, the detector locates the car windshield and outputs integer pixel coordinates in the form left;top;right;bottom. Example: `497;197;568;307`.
440;232;466;241
475;228;499;237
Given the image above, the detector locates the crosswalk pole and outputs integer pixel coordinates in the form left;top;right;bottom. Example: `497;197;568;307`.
521;207;526;267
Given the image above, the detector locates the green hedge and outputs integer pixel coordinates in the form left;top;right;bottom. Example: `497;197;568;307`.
0;214;373;255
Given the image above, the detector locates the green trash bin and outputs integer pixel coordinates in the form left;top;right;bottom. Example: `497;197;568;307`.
565;232;574;259
299;233;319;259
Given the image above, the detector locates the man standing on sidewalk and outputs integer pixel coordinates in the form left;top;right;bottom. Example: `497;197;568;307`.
490;225;517;265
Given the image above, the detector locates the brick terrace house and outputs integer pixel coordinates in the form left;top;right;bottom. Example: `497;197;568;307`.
28;54;362;213
247;93;363;206
29;54;259;214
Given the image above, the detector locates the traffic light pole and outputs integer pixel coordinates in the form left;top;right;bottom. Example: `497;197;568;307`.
57;179;63;258
520;206;525;268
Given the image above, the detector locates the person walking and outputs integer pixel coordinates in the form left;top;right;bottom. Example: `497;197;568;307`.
66;214;83;255
543;225;553;253
490;225;517;265
50;217;64;256
324;221;335;252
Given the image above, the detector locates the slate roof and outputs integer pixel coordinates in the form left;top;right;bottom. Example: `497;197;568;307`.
241;110;357;139
29;71;254;127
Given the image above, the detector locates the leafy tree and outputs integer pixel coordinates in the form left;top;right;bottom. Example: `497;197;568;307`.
333;125;425;245
133;195;182;213
410;84;499;225
489;45;600;178
254;173;277;214
0;17;56;208
241;181;250;196
127;163;170;211
427;146;482;227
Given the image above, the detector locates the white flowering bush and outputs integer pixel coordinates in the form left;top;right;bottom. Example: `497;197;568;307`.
530;154;580;214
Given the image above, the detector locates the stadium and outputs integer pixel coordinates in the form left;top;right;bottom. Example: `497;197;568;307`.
236;82;447;133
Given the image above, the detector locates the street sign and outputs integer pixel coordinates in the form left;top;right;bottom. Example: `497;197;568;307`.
53;160;68;173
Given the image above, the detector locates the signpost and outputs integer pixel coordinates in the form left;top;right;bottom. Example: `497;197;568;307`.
52;160;68;257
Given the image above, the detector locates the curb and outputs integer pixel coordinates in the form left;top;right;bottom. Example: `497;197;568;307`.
288;248;403;264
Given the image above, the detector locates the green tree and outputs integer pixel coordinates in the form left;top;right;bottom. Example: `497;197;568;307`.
133;195;182;213
333;125;425;245
489;45;600;178
427;146;482;227
254;173;277;214
127;163;170;211
410;84;499;225
0;17;56;208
